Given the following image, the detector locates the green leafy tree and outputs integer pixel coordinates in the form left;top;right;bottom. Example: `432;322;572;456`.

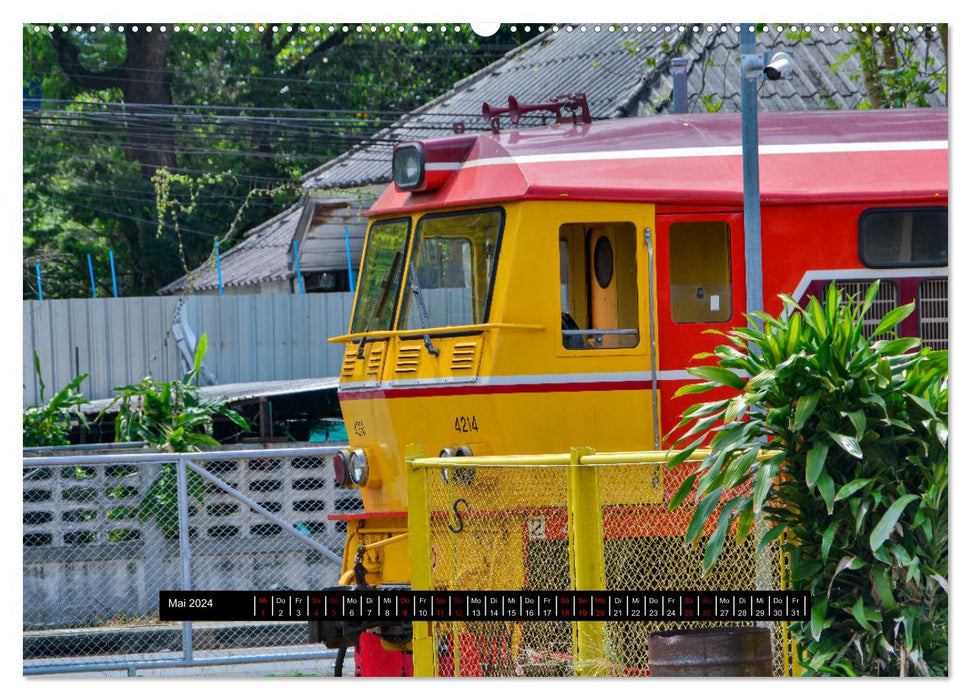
24;24;523;298
23;353;88;447
667;282;947;676
100;333;249;536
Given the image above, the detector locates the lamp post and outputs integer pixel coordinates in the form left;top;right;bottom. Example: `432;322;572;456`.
740;25;764;326
739;26;794;329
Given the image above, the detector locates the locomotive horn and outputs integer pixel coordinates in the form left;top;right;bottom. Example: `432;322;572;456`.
482;99;513;122
508;96;564;125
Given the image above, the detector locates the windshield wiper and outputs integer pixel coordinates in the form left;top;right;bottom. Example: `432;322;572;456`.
356;251;402;359
408;261;440;357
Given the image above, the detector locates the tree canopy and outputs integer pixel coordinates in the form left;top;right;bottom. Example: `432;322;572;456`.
23;23;524;298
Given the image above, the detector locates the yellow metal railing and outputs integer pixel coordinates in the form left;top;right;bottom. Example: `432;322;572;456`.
406;445;797;678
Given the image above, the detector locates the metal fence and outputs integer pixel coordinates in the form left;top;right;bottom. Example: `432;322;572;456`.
23;445;360;676
406;447;797;678
23;292;355;406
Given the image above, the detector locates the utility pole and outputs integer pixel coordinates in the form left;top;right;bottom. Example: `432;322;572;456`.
740;25;764;326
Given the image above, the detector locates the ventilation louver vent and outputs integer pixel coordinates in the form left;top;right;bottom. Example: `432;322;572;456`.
395;344;422;374
919;278;948;351
833;281;899;340
366;344;386;382
450;340;482;375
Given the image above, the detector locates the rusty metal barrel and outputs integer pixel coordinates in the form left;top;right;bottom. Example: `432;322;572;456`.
648;627;773;677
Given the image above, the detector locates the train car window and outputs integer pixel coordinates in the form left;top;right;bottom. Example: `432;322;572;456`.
669;221;732;324
559;222;639;350
350;218;411;334
398;208;503;330
859;208;948;267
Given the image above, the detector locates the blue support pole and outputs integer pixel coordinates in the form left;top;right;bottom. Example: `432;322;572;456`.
35;263;43;301
109;250;118;298
86;254;97;298
343;226;356;292
292;241;305;294
214;240;224;296
740;24;764;330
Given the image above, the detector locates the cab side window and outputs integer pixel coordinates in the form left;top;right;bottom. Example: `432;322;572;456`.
559;222;639;350
668;221;732;324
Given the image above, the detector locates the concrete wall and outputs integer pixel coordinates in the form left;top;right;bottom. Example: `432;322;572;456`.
23;452;351;629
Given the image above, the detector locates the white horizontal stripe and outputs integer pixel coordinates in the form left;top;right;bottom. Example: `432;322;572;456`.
790;267;948;303
425;162;462;171
339;369;739;393
462;140;947;170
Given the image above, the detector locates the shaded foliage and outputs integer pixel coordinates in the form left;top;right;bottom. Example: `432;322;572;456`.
24;23;523;297
667;283;947;676
23;352;88;447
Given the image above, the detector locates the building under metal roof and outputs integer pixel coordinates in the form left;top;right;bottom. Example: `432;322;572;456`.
159;204;304;296
301;24;946;192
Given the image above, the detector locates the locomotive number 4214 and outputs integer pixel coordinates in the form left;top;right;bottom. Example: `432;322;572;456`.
454;416;479;433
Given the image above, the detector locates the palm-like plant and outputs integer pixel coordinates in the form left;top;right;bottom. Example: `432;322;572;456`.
667;282;947;676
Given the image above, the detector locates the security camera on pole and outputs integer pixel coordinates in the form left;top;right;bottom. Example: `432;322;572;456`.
739;26;794;331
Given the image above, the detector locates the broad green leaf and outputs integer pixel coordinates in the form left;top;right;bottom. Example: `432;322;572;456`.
753;455;780;512
758;522;787;551
811;597;829;641
869;494;920;553
873;337;921;355
735;506;754;544
685;488;723;543
872;302;915;337
860;280;880;318
666;435;706;468
844;410;866;441
193;333;208;380
686;365;747;390
793;392;821;432
674;381;718;397
668;473;697;511
826;430;863;459
818;472;836;514
872;568;898;610
703;498;740;571
806;442;829;487
821;521;838;561
836;478;875;502
851;597;875;632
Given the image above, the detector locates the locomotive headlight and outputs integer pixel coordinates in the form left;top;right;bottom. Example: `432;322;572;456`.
439;448;456;484
392;143;424;190
349;449;370;486
333;449;352;488
454;446;475;485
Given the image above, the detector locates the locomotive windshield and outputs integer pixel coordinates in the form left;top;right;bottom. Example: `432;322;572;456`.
398;208;503;330
350;218;411;333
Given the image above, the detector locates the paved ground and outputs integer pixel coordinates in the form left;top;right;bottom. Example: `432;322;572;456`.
24;643;354;678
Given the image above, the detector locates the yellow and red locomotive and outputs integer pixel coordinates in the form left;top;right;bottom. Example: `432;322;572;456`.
322;99;948;675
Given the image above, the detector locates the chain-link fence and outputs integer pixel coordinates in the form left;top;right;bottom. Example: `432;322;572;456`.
408;449;796;678
23;445;359;675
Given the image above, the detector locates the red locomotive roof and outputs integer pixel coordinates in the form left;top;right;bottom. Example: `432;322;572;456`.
369;108;948;215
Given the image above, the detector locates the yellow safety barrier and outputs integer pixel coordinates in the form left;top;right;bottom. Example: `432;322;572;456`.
406;446;798;678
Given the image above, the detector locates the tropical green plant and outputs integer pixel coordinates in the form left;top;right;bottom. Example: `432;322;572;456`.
100;333;249;536
23;352;88;447
666;282;948;676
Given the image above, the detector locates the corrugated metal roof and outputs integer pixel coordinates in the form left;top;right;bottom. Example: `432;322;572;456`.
301;24;946;192
159;204;303;295
82;376;340;415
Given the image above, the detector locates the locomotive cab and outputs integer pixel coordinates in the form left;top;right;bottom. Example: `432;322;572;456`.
322;106;948;673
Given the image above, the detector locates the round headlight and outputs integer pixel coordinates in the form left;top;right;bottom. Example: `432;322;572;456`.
439;448;456;484
349;449;369;486
333;449;352;487
454;446;475;485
